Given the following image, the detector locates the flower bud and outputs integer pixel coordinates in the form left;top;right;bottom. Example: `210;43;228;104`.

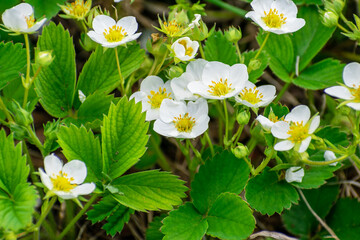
321;11;339;27
248;58;262;72
332;0;345;14
191;21;211;42
232;143;249;159
36;50;54;67
225;26;242;43
9;101;33;127
167;65;184;79
236;110;251;125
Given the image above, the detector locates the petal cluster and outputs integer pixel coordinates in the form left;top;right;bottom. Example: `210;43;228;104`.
171;37;199;62
39;154;95;199
325;62;360;110
245;0;305;34
87;15;141;48
271;105;320;153
2;3;47;34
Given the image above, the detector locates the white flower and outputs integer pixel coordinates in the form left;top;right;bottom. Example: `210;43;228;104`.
324;150;338;166
87;15;141;48
285;167;304;183
189;14;201;28
59;0;91;20
130;76;174;121
235;81;276;108
188;61;248;100
245;0;305;34
39;154;95;199
271;105;320;153
171;37;199;62
325;62;360;111
171;59;208;101
78;90;86;103
114;0;123;2
154;98;210;139
2;3;47;34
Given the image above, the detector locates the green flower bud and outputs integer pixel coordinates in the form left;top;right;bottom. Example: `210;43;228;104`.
332;0;345;14
236;110;251;125
191;21;210;41
225;26;242;43
36;50;54;67
9;101;33;127
232;143;249;159
321;11;339;27
10;123;29;141
248;58;262;72
167;65;184;79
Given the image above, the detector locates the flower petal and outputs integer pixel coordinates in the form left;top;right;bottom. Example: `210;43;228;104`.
256;115;274;131
71;183;96;196
271;121;290;139
171;72;197;101
117;16;138;35
343;62;360;88
274;140;294;151
140;76;164;93
285;167;304;183
201;61;230;85
153;119;178;137
187;98;208;119
285;105;310;124
308;116;320;134
62;160;87;184
39;168;53;190
324;86;353;100
92;15;116;34
25;18;47;32
159;99;187;123
228;64;248;90
298;136;311;153
346;102;360;111
186;59;208;81
324;150;338;166
44;154;63;178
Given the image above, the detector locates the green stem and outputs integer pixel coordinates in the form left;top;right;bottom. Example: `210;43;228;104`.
204;0;247;17
231;124;244;148
176;138;191;165
148;58;158;76
253;148;274;175
274;81;291;103
247;137;257;154
56;194;99;240
350;155;360;170
0;97;13;122
302;155;349;166
337;23;350;33
186;139;204;165
199;43;205;59
150;136;172;171
33;197;57;232
204;131;215;157
26;125;44;156
340;13;353;29
154;49;169;75
23;34;31;108
235;43;242;63
243;157;255;175
223;100;229;148
254;31;270;60
114;47;125;96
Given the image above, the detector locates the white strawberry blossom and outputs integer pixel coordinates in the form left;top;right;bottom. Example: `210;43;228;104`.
235;81;276;108
171;37;199;62
324;150;338;166
39;154;95;199
285;167;304;183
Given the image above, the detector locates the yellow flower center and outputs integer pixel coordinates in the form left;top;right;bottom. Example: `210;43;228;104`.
103;25;127;42
287;121;309;143
350;85;360;102
173;113;196;133
208;78;234;97
65;0;90;18
25;15;35;28
163;20;183;37
51;171;76;192
262;8;287;28
239;86;263;104
147;87;172;109
178;40;193;56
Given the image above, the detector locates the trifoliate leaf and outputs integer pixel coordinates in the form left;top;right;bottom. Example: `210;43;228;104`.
146;214;166;240
102;97;149;179
57;125;102;182
326;198;360;240
242;50;269;83
162;203;208;240
206;193;255;240
204;31;238;65
0;42;26;90
35;22;76;117
77;44;145;96
245;167;299;215
191;150;250;214
282;184;339;237
111;170;187;211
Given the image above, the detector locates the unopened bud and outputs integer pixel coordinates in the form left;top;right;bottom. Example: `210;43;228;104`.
225;26;242;43
333;0;345;14
248;58;262;72
36;50;54;67
167;65;184;79
232;143;249;159
236;110;251;125
321;11;339;27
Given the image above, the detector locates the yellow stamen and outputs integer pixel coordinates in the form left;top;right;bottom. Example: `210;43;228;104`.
25;15;35;28
287;121;309;143
163;20;183;37
173;113;196;133
239;86;263;104
51;171;76;192
350;85;360;102
208;78;234;97
64;0;90;18
262;8;287;28
147;87;172;109
103;25;127;42
178;40;194;56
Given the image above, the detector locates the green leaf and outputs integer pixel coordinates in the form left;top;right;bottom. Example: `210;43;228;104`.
264;103;289;118
111;170;187;211
77;44;145;96
257;31;294;82
316;126;349;147
57;125;102;182
282;184;339;237
0;42;26;90
0;183;38;232
292;6;336;72
245;167;299;215
102;97;149;179
146;214;166;240
35;22;76;117
293;59;345;90
0;0;21;13
242;50;269;83
326;198;360;240
191;150;250;214
207;193;255;240
25;0;66;19
87;196;134;237
204;31;238;65
162;203;208;240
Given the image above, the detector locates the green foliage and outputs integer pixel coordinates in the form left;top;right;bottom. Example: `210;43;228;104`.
102;97;149;179
326;198;360;240
245;167;299;215
111;170;188;211
0;42;26;90
204;31;238;65
206;193;255;240
282;184;339;238
57;125;102;182
35;22;76;118
0;130;37;231
0;0;20;13
77;44;145;96
87;196;134;237
162;203;208;240
242;50;269;83
316;126;349;147
293;58;345;90
25;0;66;19
191;150;250;214
146;214;166;240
